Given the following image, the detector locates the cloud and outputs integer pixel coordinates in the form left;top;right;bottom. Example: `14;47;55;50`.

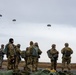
0;0;76;26
0;0;76;62
0;33;9;37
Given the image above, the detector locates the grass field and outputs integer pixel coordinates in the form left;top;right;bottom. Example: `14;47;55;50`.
2;60;76;69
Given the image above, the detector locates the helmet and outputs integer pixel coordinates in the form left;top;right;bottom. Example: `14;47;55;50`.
1;44;4;47
34;42;38;45
52;44;56;47
30;41;33;45
17;44;20;47
34;42;38;47
65;43;69;47
9;38;14;43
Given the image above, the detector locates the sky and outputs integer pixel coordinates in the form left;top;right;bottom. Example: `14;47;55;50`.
0;0;76;63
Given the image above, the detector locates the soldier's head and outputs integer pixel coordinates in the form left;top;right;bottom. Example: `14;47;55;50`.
64;43;69;47
9;38;14;43
17;44;21;48
34;42;38;47
1;44;4;49
51;44;56;49
30;41;33;45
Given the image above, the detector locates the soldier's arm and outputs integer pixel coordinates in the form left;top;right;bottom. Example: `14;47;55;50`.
38;49;42;55
69;48;73;54
61;48;65;54
47;50;50;58
57;51;59;54
18;49;22;54
57;51;59;58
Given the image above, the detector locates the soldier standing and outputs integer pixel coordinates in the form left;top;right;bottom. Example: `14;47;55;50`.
32;42;42;71
47;44;59;70
61;43;73;71
4;38;16;70
25;41;34;71
0;44;4;69
15;44;22;70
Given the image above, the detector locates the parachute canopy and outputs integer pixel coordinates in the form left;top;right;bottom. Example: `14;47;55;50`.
12;19;16;21
47;24;51;27
0;14;2;17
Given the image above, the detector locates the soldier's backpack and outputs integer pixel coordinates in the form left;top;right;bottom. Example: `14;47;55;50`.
32;47;38;57
64;48;71;57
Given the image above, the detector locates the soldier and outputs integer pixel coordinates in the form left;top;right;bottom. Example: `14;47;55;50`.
32;42;42;71
24;47;31;71
4;38;16;70
15;44;22;70
0;44;4;69
24;41;34;71
25;41;42;72
61;43;73;71
47;44;59;70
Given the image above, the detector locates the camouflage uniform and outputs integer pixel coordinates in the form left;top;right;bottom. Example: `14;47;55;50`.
4;38;16;70
24;47;31;71
24;41;34;71
47;44;59;70
61;43;73;71
32;42;42;71
15;44;22;70
25;41;42;72
0;44;4;69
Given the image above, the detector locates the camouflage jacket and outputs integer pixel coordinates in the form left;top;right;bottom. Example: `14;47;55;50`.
61;47;73;57
4;43;16;57
47;49;59;60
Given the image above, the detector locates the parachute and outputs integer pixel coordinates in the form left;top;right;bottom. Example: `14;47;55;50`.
12;19;16;22
0;14;2;17
47;24;51;27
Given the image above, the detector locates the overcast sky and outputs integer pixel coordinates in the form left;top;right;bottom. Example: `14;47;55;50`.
0;0;76;63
